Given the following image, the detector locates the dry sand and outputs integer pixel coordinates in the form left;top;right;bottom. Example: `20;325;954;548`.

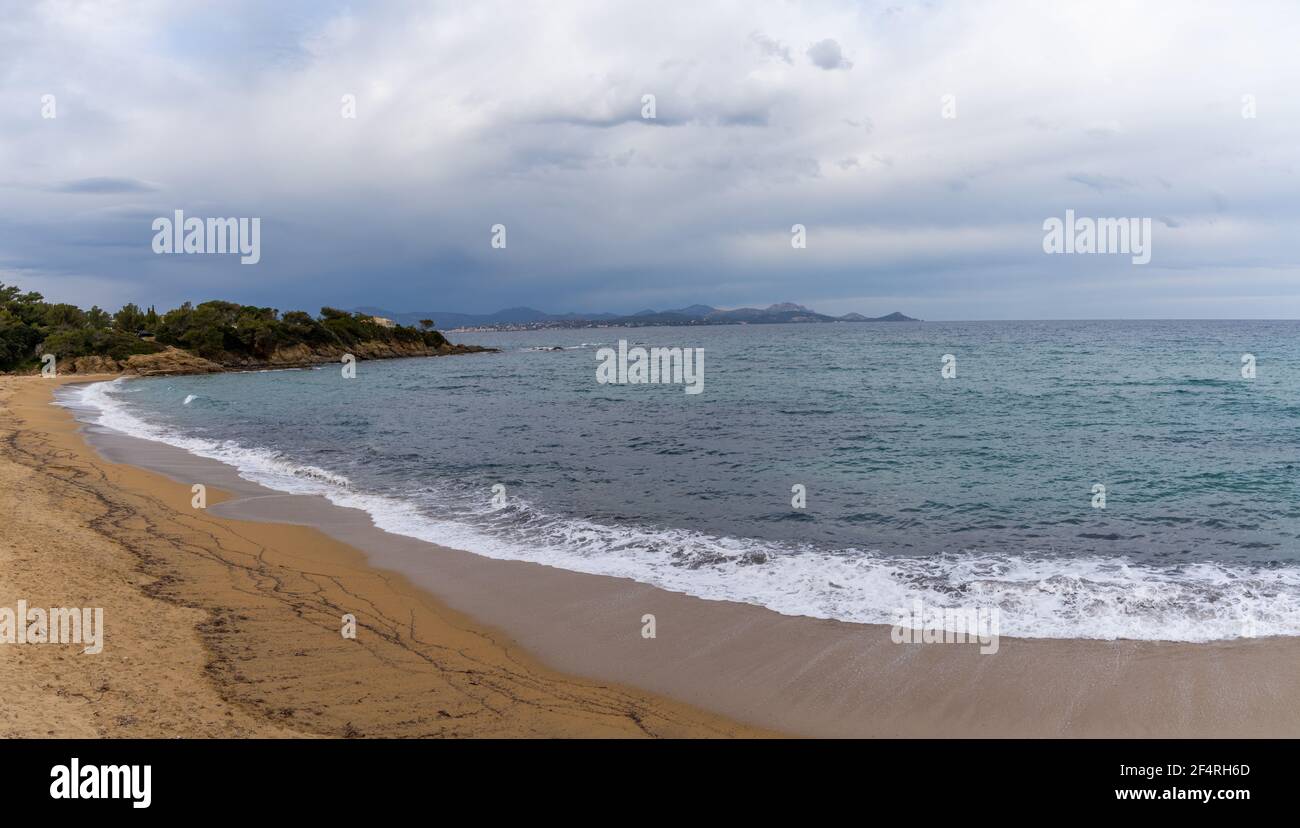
4;373;1298;738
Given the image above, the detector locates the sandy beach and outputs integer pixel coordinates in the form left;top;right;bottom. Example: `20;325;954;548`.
3;373;1299;738
0;375;763;738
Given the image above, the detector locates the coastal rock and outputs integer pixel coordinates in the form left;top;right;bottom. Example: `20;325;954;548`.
209;340;495;370
27;340;498;378
67;355;122;375
122;347;226;377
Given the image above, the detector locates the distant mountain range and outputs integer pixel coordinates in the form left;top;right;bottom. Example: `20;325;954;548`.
354;303;919;331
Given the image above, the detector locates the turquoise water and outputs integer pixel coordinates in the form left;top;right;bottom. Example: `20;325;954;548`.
68;320;1300;641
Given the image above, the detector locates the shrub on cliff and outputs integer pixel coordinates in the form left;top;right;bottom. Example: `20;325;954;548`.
0;284;451;372
154;301;448;360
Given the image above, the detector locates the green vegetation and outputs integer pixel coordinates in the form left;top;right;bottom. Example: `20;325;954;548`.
1;285;163;370
0;283;449;371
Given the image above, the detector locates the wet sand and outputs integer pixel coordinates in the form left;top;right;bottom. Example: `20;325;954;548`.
7;373;1300;738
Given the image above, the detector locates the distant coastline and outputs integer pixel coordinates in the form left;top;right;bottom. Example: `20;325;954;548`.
355;302;919;333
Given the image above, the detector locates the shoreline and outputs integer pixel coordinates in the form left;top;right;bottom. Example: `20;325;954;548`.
0;375;763;737
6;375;1300;737
35;376;1300;738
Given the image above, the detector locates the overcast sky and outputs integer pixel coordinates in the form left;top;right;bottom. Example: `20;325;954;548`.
2;0;1299;319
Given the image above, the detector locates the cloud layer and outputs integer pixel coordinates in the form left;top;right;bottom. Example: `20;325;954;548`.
2;0;1299;319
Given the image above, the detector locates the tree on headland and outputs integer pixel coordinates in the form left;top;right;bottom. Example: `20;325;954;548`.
0;283;165;370
0;283;450;372
0;284;44;369
113;303;152;334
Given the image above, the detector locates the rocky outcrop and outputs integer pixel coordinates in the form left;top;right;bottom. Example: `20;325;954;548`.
211;340;488;369
66;355;123;375
22;340;495;378
213;339;492;370
122;347;226;377
115;341;494;376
